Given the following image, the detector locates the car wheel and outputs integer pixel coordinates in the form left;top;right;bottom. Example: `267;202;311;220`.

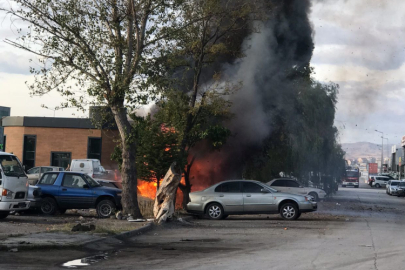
296;212;301;219
206;203;224;220
58;209;67;214
375;184;381;188
0;211;9;219
354;185;359;188
96;200;116;218
222;215;229;219
280;203;299;220
342;185;346;188
308;192;319;202
41;197;58;215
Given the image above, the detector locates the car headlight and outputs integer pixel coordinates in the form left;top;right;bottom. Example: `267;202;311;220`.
305;196;313;202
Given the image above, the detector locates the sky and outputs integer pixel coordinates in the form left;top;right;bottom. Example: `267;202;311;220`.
1;0;405;146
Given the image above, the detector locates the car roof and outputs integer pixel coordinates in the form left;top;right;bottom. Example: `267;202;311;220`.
215;179;264;185
0;152;15;156
43;171;84;175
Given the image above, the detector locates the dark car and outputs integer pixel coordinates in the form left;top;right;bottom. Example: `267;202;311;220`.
37;172;122;218
95;179;122;189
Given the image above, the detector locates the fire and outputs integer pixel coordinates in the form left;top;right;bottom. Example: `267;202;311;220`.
137;180;158;199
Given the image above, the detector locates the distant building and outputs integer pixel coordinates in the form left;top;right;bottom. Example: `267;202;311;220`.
1;108;119;170
0;106;11;150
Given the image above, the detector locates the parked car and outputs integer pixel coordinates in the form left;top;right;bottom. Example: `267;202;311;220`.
386;180;401;195
396;182;405;197
371;176;390;188
70;159;107;178
266;178;327;201
0;152;31;219
27;185;42;209
37;171;122;218
186;180;317;220
26;166;64;185
380;173;395;180
96;179;122;189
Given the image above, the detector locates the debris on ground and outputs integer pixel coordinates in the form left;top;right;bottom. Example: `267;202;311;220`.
71;223;96;232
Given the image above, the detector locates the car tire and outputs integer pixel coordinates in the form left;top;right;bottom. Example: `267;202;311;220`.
96;200;116;218
296;212;301;219
375;184;381;188
0;211;9;219
342;185;346;188
280;203;299;220
222;215;229;219
206;203;224;220
58;209;67;214
308;192;319;202
41;197;58;215
354;185;359;188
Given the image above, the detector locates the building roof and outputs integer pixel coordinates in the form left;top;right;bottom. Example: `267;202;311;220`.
1;116;96;129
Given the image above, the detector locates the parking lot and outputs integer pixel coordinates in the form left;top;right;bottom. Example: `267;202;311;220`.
1;182;405;269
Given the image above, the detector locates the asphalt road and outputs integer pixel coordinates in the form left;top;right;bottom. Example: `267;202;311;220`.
2;182;405;270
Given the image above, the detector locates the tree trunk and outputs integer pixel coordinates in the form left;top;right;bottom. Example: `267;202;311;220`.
179;168;192;209
111;105;143;218
154;162;181;223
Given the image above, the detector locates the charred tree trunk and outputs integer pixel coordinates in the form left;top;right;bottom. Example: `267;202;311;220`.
111;105;143;218
154;162;181;223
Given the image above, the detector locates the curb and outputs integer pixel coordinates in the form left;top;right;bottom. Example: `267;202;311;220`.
114;222;154;241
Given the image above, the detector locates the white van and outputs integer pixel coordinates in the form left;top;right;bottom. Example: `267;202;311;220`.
69;159;106;178
0;152;30;219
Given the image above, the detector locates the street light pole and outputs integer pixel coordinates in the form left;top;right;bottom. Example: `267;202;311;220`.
383;137;389;170
375;130;384;173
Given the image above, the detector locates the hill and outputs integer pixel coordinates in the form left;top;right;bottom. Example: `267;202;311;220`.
341;142;386;160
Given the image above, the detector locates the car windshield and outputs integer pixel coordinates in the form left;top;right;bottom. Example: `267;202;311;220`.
399;182;405;187
83;174;101;187
0;155;26;177
264;184;278;192
346;171;359;177
391;182;399;186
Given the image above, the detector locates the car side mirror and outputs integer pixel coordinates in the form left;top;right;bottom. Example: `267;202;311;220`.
261;188;270;193
83;184;89;189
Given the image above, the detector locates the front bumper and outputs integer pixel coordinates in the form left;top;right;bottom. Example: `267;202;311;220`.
343;182;359;186
28;199;42;208
299;201;317;213
0;201;30;211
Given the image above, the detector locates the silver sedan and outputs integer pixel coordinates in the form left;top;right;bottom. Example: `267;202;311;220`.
186;180;317;220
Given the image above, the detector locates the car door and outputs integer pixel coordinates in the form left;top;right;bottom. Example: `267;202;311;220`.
214;182;243;213
269;179;288;192
59;174;93;209
242;182;276;213
285;180;306;195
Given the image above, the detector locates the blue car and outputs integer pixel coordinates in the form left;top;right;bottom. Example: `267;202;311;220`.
37;171;122;218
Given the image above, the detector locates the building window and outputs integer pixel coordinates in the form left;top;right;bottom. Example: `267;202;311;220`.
87;137;102;160
51;152;71;169
3;136;5;152
23;135;36;170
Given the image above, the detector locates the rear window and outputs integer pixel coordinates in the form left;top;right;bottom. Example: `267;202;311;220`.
38;173;59;185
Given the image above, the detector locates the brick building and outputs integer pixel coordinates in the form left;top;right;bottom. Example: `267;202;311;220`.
1;116;119;170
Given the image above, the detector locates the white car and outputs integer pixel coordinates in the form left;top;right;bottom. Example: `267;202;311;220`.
266;178;327;201
386;180;401;195
70;159;107;178
371;176;390;188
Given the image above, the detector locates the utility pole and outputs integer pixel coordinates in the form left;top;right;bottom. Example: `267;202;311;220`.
375;130;383;173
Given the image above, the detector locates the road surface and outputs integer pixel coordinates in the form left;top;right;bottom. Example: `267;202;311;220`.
1;182;405;270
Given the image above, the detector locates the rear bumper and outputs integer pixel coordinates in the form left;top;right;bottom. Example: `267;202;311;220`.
0;201;30;211
186;202;204;214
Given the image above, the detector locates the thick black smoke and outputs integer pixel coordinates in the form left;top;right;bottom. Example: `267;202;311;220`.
190;0;314;187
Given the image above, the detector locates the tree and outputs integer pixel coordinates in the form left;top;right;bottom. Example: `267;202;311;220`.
152;0;259;208
2;0;201;217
